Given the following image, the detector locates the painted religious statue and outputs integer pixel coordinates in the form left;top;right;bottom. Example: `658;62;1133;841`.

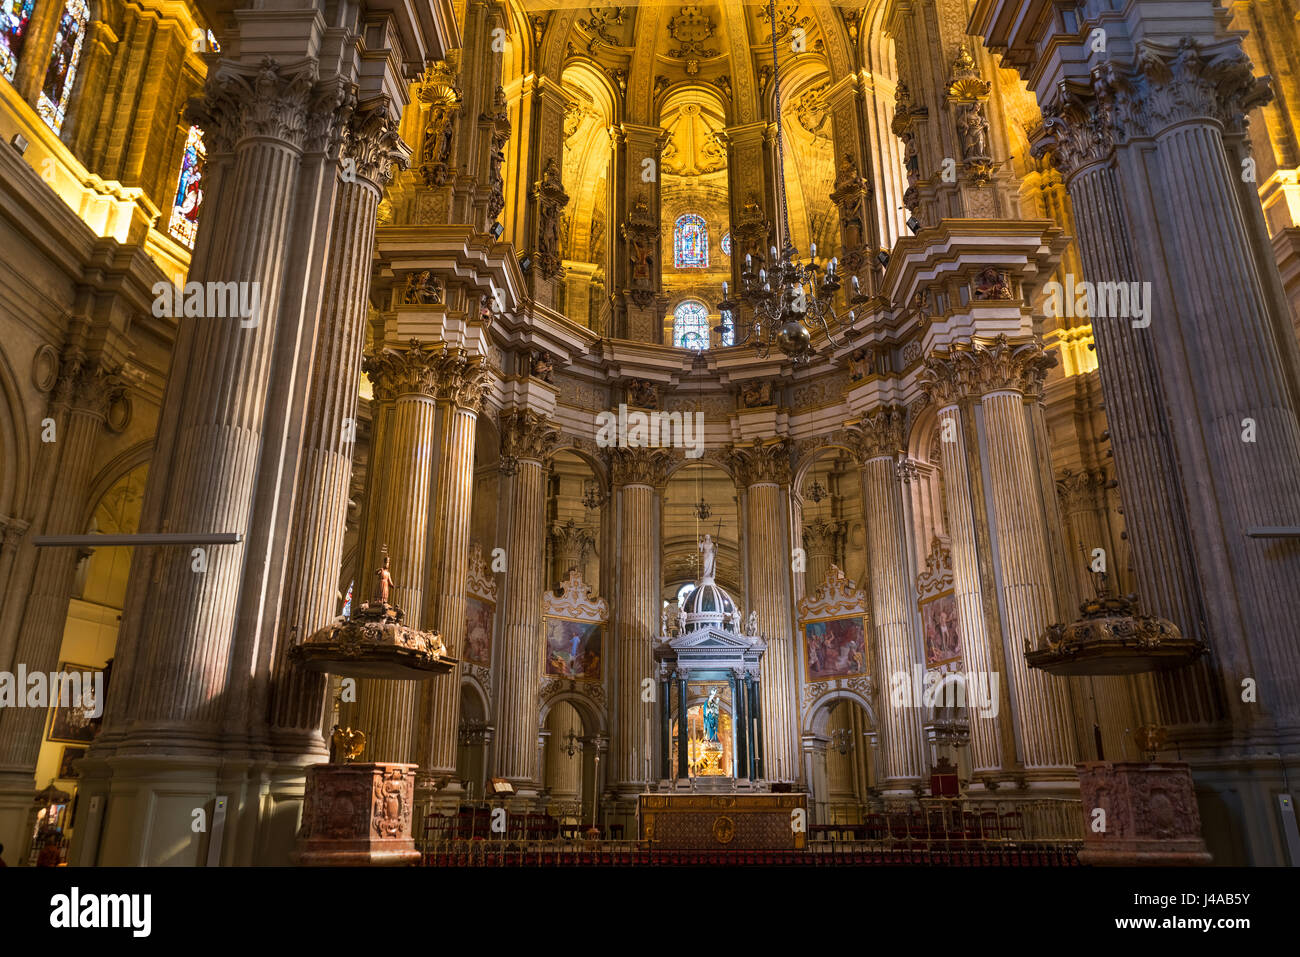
703;687;721;743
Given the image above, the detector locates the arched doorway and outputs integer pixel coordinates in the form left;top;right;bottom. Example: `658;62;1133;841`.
539;696;603;834
806;696;877;827
455;681;489;802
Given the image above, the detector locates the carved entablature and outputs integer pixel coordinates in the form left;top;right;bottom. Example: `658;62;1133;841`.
920;335;1056;405
499;408;559;472
916;536;953;601
798;564;868;621
725;437;792;487
847;405;906;463
543;568;609;623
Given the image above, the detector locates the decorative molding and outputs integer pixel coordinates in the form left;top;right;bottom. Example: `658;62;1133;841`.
499;409;559;470
916;536;953;601
543;568;609;622
797;564;868;620
920;335;1056;404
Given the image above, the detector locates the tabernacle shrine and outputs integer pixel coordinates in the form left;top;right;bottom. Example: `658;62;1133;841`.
0;0;1298;870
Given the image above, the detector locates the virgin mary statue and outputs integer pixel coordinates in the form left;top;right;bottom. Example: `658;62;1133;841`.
703;688;721;743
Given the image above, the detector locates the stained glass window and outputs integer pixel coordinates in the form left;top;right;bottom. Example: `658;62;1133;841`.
674;213;708;268
168;126;206;248
0;0;36;81
720;231;731;256
719;308;735;347
673;300;710;350
37;0;88;134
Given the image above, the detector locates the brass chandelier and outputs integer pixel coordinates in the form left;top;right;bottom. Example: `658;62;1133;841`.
715;0;867;362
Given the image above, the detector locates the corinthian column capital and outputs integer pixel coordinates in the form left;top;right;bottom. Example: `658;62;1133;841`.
1110;37;1270;140
499;409;559;471
342;96;413;187
1056;467;1107;513
606;447;671;487
725;437;792;487
431;351;494;413
922;336;1056;403
847;406;907;463
185;57;319;154
802;520;843;556
362;340;443;400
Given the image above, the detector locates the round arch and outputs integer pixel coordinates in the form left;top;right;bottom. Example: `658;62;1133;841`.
0;344;31;519
805;688;878;736
538;690;607;736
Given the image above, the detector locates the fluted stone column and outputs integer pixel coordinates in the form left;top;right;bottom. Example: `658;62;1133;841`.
352;343;442;764
929;339;1078;774
490;410;558;789
727;439;799;784
269;104;408;759
415;354;493;787
608;448;665;795
917;373;1009;776
0;359;121;854
849;409;926;788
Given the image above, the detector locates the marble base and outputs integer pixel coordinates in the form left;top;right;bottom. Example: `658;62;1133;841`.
292;762;420;866
1076;761;1212;866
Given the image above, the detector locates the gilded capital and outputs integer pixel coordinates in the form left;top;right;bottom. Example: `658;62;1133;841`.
802;520;843;557
362;340;443;401
342;97;412;188
185;57;318;154
432;351;494;413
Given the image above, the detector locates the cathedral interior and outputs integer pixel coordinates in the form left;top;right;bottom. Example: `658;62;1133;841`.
1;0;1299;869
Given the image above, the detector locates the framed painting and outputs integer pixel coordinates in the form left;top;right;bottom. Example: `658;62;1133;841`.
920;591;962;667
543;616;602;681
46;661;102;744
57;745;87;780
802;615;868;681
463;593;495;666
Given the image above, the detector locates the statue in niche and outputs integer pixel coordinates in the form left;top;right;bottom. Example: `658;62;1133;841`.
626;378;658;409
703;688;721;743
740;379;772;408
957;101;990;161
973;267;1012;301
747;610;759;636
402;271;440;305
529;350;554;382
421;101;457;187
699;534;717;581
